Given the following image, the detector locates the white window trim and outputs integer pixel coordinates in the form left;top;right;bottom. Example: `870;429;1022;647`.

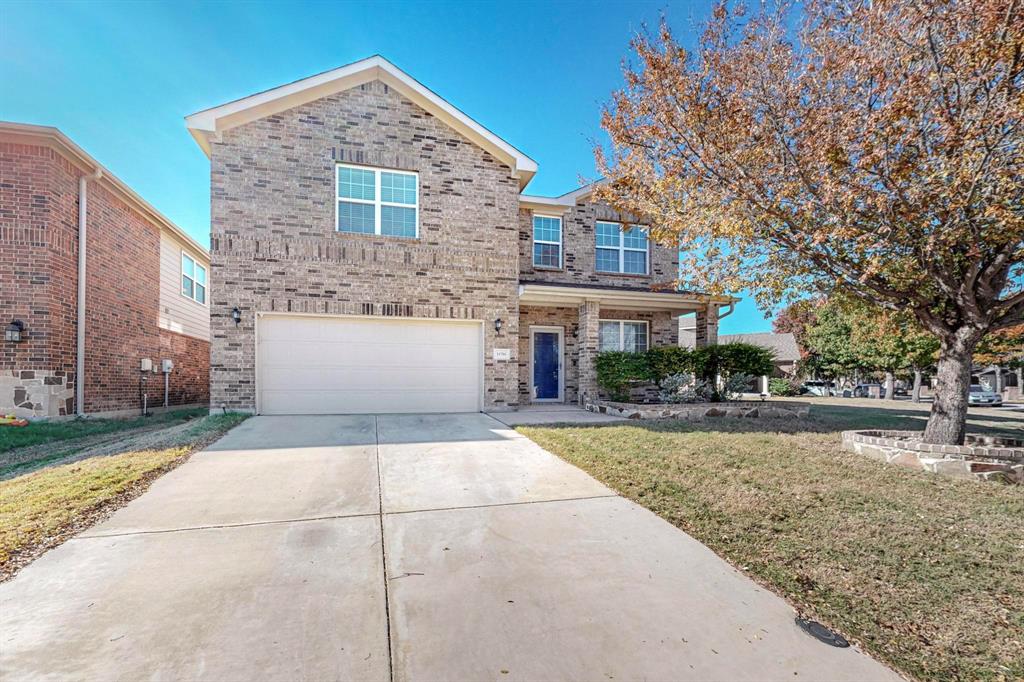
598;319;649;353
532;213;562;269
595;221;649;275
181;251;208;306
335;163;419;238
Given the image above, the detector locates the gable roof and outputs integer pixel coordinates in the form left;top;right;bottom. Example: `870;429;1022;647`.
719;332;801;363
519;179;605;211
185;55;538;189
0;121;208;260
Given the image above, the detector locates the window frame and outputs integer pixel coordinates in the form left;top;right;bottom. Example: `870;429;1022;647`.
598;319;650;353
181;251;207;306
532;213;563;269
595;221;649;275
335;162;420;239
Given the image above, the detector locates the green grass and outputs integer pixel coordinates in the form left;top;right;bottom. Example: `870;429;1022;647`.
519;404;1024;682
0;408;208;453
0;412;247;580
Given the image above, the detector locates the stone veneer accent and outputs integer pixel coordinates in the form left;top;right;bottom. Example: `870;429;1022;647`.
586;399;810;420
842;430;1023;484
0;370;75;418
1;136;211;418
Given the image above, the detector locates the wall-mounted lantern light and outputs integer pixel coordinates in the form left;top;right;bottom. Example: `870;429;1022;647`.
231;307;242;326
494;318;503;334
5;320;25;343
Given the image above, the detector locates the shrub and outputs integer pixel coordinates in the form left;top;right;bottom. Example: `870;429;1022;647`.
721;373;756;401
646;346;693;387
659;372;716;403
595;351;652;402
769;377;801;396
692;343;776;383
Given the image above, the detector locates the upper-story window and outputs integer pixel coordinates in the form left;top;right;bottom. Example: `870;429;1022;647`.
596;221;648;275
336;163;418;238
181;252;206;304
532;215;562;268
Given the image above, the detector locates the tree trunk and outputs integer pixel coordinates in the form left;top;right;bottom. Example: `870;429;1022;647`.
923;332;981;445
884;371;895;400
912;369;922;403
993;365;1003;393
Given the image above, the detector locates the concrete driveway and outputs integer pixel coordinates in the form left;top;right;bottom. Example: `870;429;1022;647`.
0;414;898;681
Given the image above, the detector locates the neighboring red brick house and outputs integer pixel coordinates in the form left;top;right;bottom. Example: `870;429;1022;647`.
1;122;210;418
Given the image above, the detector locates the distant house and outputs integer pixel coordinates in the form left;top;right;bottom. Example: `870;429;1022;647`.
1;122;210;418
720;333;801;375
719;332;801;395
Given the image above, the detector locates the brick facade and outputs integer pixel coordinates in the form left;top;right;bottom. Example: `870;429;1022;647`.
201;65;718;413
209;80;521;411
0;132;210;417
518;203;679;289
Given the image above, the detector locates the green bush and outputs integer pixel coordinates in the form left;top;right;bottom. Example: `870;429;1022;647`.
692;343;776;383
595;351;652;402
769;377;801;396
646;346;693;387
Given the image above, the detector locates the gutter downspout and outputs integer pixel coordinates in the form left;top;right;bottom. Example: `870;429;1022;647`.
76;169;102;416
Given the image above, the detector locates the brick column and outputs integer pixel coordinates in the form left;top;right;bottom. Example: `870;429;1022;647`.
577;299;601;405
694;304;719;348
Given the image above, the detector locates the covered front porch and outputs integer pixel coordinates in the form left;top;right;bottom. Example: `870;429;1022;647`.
516;283;727;406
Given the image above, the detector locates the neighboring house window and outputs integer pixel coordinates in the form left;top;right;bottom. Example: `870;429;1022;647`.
596;221;648;274
532;215;562;268
336;163;418;238
181;253;206;304
598;320;649;353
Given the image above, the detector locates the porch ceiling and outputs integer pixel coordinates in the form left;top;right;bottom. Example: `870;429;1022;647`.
518;283;722;313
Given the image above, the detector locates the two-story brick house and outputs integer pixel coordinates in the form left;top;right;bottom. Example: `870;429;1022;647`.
1;122;211;418
186;56;726;414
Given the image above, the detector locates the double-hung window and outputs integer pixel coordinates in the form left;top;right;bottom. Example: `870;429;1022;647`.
598;320;649;353
181;252;206;304
596;221;648;274
337;163;418;238
532;215;562;268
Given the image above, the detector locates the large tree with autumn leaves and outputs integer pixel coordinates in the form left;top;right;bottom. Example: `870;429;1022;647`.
595;0;1023;444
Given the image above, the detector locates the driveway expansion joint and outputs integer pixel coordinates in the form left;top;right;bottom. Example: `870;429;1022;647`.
72;511;381;540
383;493;620;517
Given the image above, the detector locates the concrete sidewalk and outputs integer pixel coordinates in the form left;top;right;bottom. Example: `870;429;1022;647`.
0;414;899;681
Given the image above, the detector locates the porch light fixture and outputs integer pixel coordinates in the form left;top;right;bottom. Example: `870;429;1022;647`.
494;318;503;334
231;307;241;326
5;320;25;343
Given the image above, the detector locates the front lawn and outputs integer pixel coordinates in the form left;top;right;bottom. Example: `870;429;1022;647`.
519;404;1023;682
0;412;247;581
0;407;208;454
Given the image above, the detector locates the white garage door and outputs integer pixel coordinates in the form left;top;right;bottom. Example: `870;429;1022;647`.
257;315;482;415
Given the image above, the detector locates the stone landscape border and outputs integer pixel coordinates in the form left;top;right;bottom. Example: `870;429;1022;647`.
842;430;1023;484
585;399;811;420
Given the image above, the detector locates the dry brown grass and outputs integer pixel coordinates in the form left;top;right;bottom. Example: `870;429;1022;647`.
0;413;248;581
520;405;1024;682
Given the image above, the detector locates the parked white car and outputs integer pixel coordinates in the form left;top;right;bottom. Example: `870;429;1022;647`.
968;385;1003;406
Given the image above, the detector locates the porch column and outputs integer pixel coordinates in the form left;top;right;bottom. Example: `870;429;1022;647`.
694;304;719;348
577;299;601;405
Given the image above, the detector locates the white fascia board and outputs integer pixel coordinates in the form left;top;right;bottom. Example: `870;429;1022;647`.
184;56;538;187
518;179;608;211
0;121;208;259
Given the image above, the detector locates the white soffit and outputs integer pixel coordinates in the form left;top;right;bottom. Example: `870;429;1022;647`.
185;55;538;188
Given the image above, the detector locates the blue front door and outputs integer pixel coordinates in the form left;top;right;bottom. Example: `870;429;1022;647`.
533;331;561;400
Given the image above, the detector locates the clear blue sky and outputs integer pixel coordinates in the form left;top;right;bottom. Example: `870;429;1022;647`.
1;0;771;334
